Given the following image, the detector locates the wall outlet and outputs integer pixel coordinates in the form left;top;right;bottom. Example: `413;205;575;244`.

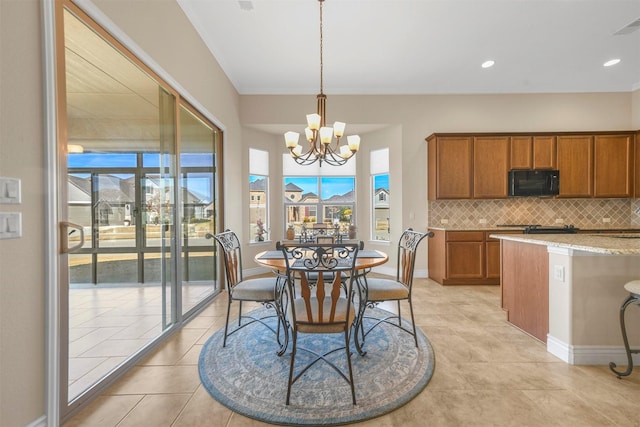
555;218;564;224
440;218;449;224
602;217;611;223
553;265;565;282
479;218;487;224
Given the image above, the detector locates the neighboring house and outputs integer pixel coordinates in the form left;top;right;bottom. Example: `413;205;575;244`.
284;182;304;202
374;188;390;209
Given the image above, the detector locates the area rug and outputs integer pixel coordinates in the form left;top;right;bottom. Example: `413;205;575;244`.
198;306;435;426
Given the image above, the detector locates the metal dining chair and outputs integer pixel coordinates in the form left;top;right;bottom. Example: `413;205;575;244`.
277;241;360;405
609;279;640;378
209;229;286;354
355;228;428;350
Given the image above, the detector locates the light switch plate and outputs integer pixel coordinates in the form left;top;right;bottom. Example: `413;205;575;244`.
0;212;22;239
0;177;21;204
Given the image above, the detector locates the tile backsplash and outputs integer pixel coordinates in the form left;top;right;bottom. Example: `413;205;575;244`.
429;198;640;229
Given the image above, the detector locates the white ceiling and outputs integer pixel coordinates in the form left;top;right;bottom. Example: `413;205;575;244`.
177;0;640;95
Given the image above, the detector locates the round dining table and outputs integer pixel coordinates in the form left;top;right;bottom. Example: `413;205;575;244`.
254;247;389;356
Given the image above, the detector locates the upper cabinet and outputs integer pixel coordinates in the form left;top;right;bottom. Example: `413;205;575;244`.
510;136;556;169
557;135;594;198
428;135;473;199
428;131;636;201
593;134;633;198
474;136;509;198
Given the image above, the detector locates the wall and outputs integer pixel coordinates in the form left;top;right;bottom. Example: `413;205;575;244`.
0;1;46;426
633;88;640;129
240;92;636;274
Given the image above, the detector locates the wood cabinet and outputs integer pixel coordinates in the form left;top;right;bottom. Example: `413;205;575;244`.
428;131;637;201
556;133;633;198
593;134;633;198
428;229;520;285
473;136;509;198
428;136;473;199
556;135;593;197
510;136;556;169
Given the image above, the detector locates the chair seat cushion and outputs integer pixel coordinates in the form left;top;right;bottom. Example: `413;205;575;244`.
624;279;640;296
231;277;276;301
364;278;409;301
290;297;355;333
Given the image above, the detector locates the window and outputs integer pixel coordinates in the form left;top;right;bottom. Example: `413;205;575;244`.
371;149;390;241
250;149;269;242
283;154;356;239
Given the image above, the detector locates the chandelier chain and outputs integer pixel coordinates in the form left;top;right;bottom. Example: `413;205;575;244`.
319;0;324;95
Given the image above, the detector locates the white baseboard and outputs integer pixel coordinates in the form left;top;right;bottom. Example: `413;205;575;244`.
26;415;47;427
547;334;640;365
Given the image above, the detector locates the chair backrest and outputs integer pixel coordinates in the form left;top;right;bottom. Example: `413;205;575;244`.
212;229;243;289
278;242;359;325
395;228;428;288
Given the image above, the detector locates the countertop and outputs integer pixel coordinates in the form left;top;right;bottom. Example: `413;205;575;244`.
489;233;640;255
429;225;640;232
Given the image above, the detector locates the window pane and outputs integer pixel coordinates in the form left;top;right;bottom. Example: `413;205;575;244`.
68;152;137;168
320;177;355;201
373;174;390;241
250;175;268;241
284;177;318;202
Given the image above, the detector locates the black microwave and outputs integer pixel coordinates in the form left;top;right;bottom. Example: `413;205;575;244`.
508;169;559;197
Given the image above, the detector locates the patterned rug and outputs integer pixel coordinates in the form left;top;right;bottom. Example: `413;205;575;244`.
198;306;435;426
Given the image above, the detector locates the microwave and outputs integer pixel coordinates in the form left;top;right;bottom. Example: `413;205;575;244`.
508;169;559;197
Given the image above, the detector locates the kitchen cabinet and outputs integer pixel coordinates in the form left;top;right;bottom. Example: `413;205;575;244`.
510;136;556;169
556;135;593;198
428;135;473;199
473;136;509;198
428;229;520;285
593;134;633;198
556;133;634;198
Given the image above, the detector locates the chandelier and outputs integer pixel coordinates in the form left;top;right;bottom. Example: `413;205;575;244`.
284;0;360;166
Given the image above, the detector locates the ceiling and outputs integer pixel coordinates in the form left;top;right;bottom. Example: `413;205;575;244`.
177;0;640;95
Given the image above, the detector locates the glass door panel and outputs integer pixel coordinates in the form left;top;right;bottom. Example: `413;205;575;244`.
62;7;177;408
179;106;218;314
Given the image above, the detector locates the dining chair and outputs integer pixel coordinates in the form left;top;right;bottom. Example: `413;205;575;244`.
277;241;360;405
356;228;428;349
209;229;286;354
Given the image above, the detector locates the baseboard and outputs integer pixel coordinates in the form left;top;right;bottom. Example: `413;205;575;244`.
25;415;47;427
547;334;640;365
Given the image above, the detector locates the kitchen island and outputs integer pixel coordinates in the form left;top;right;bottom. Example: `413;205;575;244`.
491;233;640;365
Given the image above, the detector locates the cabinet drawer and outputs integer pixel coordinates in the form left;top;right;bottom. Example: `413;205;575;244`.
446;231;484;241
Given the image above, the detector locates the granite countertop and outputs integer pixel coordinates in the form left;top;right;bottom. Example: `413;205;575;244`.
429;225;640;232
489;233;640;255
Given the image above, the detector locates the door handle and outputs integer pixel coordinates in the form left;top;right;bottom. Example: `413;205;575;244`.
60;221;85;253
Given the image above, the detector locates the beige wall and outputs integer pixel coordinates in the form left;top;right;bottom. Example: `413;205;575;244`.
633;88;640;128
0;1;46;426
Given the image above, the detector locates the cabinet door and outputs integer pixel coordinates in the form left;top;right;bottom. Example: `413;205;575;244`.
446;241;484;279
557;135;593;197
435;137;473;199
473;136;509;198
510;136;532;169
594;134;633;198
532;136;557;169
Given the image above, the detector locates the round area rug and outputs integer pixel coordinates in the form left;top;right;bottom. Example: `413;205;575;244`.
198;306;435;426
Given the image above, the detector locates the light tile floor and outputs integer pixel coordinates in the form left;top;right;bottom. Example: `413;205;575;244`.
68;283;215;400
64;276;640;426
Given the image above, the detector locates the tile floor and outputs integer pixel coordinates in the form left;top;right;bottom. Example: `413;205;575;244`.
68;283;216;400
63;276;640;426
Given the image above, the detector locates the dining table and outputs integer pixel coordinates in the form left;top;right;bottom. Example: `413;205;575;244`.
254;245;389;355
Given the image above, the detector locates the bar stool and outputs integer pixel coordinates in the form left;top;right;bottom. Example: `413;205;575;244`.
609;280;640;378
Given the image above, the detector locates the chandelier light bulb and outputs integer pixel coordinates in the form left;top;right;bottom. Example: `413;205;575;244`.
347;135;361;151
333;121;346;137
306;113;321;130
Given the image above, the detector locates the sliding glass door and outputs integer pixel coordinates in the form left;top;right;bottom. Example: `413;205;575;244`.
57;2;221;419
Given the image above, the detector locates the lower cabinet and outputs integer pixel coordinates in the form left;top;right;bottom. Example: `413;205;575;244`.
428;229;518;285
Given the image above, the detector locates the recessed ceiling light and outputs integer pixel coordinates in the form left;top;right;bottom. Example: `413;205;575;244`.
481;60;495;69
603;59;621;67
